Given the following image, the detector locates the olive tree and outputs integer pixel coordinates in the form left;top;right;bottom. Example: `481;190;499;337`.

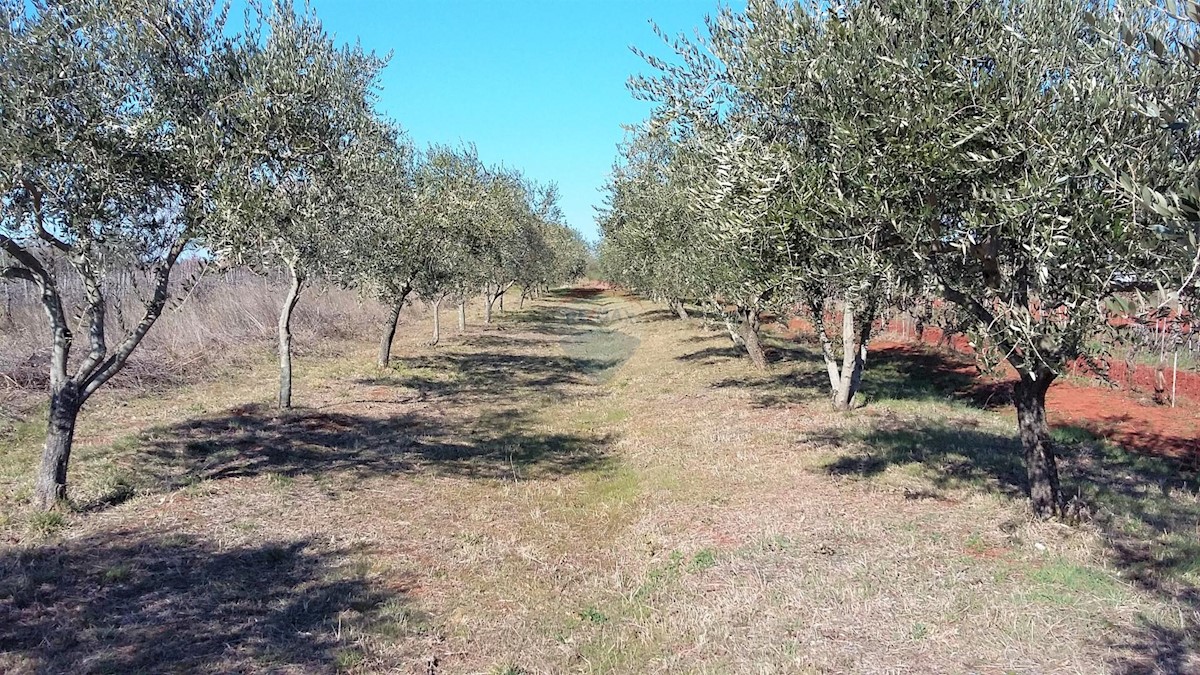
0;0;245;509
848;0;1180;515
598;128;706;320
513;186;588;305
410;144;488;346
476;168;529;323
620;0;1195;516
629;1;913;405
335;121;420;368
832;0;1191;516
211;1;385;408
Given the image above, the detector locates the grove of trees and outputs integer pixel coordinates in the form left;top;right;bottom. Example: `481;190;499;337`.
0;0;587;510
599;0;1200;517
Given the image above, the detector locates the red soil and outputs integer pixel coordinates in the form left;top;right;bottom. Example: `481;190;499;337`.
781;316;1200;462
872;341;1200;463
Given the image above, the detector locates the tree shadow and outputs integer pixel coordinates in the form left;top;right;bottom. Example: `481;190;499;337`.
866;345;994;404
456;333;556;350
0;529;420;673
630;308;679;323
1067;414;1200;463
678;345;745;364
823;412;1200;671
383;351;610;404
824;415;1027;497
709;340;1012;409
545;287;606;300
501;307;589;337
127;403;614;489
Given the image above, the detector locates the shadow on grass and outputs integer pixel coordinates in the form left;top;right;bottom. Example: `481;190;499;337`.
0;530;420;673
678;345;745;365
825;417;1027;497
825;413;1200;671
379;352;603;403
129;403;614;488
710;340;1014;409
106;292;629;494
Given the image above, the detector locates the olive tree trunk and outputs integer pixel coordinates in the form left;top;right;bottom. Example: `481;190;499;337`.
482;290;493;324
714;299;743;347
377;286;411;368
738;305;768;370
498;280;515;314
671;298;690;320
458;300;467;332
1015;371;1061;518
938;278;1063;519
430;298;442;346
808;293;876;410
277;261;305;410
4;226;186;510
34;381;81;509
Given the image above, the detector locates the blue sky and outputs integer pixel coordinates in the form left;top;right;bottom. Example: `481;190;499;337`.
302;0;726;242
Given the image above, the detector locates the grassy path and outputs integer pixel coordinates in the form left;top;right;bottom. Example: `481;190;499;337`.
1;286;1197;673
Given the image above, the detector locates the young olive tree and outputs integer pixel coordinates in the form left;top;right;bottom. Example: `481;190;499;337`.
630;1;909;405
623;0;1196;516
211;2;385;408
410;144;488;346
336;121;420;368
476;168;528;323
858;0;1180;515
837;0;1191;516
513;185;588;305
0;0;242;509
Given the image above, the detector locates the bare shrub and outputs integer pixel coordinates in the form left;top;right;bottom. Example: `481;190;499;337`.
0;262;394;405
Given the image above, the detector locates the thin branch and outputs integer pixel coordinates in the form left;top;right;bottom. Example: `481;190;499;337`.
21;178;71;252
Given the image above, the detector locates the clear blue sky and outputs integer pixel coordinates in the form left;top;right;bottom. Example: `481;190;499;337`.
301;0;727;242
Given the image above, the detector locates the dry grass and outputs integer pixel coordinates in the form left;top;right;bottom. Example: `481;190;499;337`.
0;286;1197;673
0;265;394;417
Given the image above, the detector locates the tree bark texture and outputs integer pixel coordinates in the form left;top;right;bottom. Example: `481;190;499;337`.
738;305;768;370
277;263;305;410
1015;372;1062;518
33;382;81;510
377;297;405;368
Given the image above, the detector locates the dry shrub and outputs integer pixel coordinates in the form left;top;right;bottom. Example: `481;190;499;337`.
0;263;394;408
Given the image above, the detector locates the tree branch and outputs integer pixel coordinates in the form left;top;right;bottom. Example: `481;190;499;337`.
1;266;35;282
937;275;1031;376
81;238;187;398
72;251;108;382
1;234;73;387
21;178;71;252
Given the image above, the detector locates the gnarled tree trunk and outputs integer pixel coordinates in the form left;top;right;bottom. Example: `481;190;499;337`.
1015;371;1061;518
34;382;80;509
738;305;767;370
4;206;185;510
277;261;305;410
482;290;493;324
808;293;876;410
378;287;411;368
671;298;690;320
